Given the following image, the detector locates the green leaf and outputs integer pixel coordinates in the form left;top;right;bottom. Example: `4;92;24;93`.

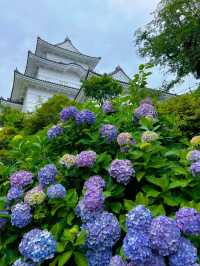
75;230;87;246
135;192;149;205
110;202;122;213
56;242;65;253
124;199;135;211
136;172;145;182
142;185;160;198
169;179;191;189
66;189;78;208
149;204;166;216
146;175;169;191
58;251;73;266
74;252;88;266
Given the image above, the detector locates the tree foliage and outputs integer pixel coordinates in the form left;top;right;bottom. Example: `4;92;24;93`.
135;0;200;89
82;74;123;104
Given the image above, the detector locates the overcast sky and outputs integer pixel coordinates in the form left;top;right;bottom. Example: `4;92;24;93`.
0;0;197;98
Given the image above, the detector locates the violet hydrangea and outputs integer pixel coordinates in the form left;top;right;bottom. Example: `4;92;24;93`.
100;124;118;143
84;175;105;191
109;255;126;266
38;164;57;188
134;99;157;122
60;106;78;121
86;248;112;266
187;150;200;162
47;184;66;199
19;228;56;263
76;150;97;168
190;161;200;176
149;216;181;256
10;170;33;188
176;207;200;235
75;110;96;125
7;187;23;201
47;124;63;139
102;101;114;114
169;237;198;266
109;159;135;185
126;205;152;234
11;203;32;228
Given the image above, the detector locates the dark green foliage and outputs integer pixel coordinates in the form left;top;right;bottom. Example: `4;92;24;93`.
82;74;123;104
157;87;200;137
135;0;200;89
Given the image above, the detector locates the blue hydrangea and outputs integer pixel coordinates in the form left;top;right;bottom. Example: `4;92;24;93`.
19;228;56;263
83;211;121;249
12;258;36;266
76;199;103;223
149;216;181;256
126;205;152;234
38;164;57;188
47;124;63;139
47;184;66;199
99;124;118;143
11;203;32;228
169;237;197;266
75;110;96;125
190;161;200;176
60;106;78;121
108;159;135;185
109;255;126;266
147;253;165;266
187;150;200;162
176;207;200;235
102;101;114;114
7;187;23;201
123;231;153;265
86;248;112;266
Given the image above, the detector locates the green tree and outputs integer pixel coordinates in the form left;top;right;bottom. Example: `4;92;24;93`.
82;74;123;105
135;0;200;90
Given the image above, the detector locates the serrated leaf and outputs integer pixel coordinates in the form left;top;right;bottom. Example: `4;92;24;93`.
169;179;191;189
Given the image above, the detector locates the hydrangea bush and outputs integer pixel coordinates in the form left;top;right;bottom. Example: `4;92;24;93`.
1;96;200;265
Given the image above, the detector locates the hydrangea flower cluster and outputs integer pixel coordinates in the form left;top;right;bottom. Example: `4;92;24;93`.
19;228;56;263
76;150;97;168
24;186;46;206
47;183;66;199
109;256;126;266
133;98;157;122
99;124;118;143
102;101;114;114
60;106;78;121
11;203;32;228
77;176;120;266
141;131;159;143
176;207;200;235
123;205;200;266
109;159;135;185
190;161;200;177
59;153;77;168
75;110;96;125
187;150;200;162
117;132;136;152
12;258;36;266
10;170;33;188
0;210;9;230
7;186;23;201
38;164;57;188
47;124;63;139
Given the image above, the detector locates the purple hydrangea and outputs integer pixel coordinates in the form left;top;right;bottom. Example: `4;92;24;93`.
83;189;104;212
134;100;157;121
190;161;200;176
47;184;66;199
75;110;96;125
38;164;57;188
84;175;105;192
76;151;97;168
109;159;135;185
102;101;114;114
126;205;152;233
12;259;36;266
83;211;121;249
60;106;78;121
11;203;32;228
169;237;197;266
149;216;181;256
123;232;153;265
0;210;9;230
109;255;126;266
176;207;200;235
10;170;33;188
47;124;63;139
86;248;112;266
148;253;166;266
19;228;56;263
7;187;23;201
100;124;118;143
76;199;103;223
187;150;200;162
